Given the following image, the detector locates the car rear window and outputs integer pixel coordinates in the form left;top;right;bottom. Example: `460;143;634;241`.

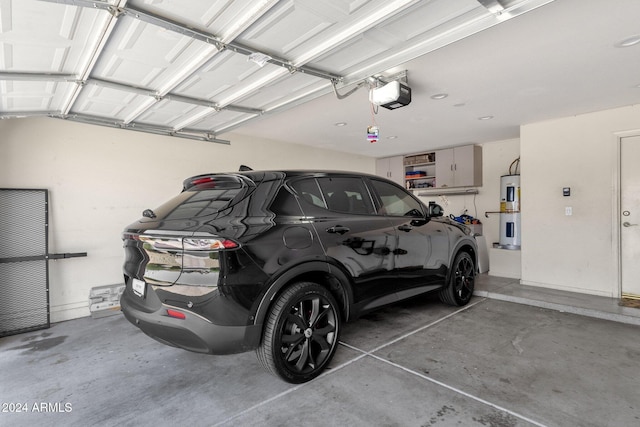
150;176;250;220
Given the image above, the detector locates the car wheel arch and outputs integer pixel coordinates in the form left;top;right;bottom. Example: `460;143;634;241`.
447;239;478;281
252;261;353;332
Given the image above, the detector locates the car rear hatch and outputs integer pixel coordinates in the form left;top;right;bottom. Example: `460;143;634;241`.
122;174;255;288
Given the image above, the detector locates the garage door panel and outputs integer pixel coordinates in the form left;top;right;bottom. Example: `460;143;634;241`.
376;0;480;41
91;15;213;89
0;1;109;74
127;0;271;41
311;33;392;73
136;99;208;129
238;0;381;58
0;80;75;112
240;0;335;56
187;109;255;132
235;73;328;110
70;85;150;120
310;0;481;73
172;50;264;101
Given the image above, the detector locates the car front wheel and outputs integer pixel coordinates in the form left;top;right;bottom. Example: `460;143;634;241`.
257;282;341;383
439;251;475;306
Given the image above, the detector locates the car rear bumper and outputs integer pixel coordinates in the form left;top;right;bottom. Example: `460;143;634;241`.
120;290;261;355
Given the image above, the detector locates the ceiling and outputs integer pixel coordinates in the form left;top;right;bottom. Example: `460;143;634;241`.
1;0;639;158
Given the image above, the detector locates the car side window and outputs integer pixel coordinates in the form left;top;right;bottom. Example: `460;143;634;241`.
370;179;425;217
291;177;375;214
316;177;374;214
291;178;326;208
270;186;303;216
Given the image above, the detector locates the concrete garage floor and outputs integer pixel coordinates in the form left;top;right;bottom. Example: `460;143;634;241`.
2;275;640;427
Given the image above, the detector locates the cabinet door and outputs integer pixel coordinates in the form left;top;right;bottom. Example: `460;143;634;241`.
434;145;482;188
375;158;388;178
435;148;455;188
452;145;482;187
375;156;404;186
388;156;404;185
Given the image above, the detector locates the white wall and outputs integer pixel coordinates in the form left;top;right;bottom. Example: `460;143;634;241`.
6;104;635;321
0;117;375;321
521;104;640;297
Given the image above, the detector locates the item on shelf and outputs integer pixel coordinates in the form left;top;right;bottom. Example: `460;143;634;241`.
403;153;434;165
449;213;481;225
415;181;433;188
405;170;427;179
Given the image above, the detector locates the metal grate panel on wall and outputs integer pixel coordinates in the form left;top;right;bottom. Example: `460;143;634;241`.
0;189;50;337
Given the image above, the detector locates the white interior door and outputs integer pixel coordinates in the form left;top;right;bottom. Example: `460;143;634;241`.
620;135;640;298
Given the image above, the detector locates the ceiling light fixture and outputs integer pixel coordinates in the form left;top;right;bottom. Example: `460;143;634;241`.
478;115;494;121
430;93;448;100
615;35;640;48
334;122;347;127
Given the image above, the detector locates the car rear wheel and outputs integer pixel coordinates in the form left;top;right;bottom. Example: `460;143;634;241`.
439;251;475;306
256;282;341;383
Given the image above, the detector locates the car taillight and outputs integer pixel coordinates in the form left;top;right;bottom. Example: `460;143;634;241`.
190;177;215;186
182;238;238;251
124;233;238;251
166;309;186;320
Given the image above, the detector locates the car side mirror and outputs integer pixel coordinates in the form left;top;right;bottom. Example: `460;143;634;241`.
428;203;444;217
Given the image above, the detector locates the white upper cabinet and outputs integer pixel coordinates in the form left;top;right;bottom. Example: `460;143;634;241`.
375;156;404;186
435;145;482;188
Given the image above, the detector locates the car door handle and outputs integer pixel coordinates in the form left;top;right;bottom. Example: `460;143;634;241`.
373;247;391;255
623;222;638;227
398;224;413;232
326;225;350;235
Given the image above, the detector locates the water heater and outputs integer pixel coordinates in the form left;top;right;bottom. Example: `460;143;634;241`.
498;174;521;249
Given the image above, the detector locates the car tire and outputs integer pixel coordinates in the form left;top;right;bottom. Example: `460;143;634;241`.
439;251;475;306
256;282;341;383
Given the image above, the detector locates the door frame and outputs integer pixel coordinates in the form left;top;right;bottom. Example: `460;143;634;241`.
615;129;640;298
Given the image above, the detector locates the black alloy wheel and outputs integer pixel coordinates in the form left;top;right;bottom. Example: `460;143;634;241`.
257;282;341;383
439;251;475;306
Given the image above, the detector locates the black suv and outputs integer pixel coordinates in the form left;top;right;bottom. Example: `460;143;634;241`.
121;170;477;383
